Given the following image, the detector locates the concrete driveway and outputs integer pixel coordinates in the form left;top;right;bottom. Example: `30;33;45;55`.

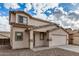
56;45;79;53
0;45;79;56
0;48;79;56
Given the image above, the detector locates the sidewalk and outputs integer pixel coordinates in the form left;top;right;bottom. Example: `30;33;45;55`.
56;45;79;53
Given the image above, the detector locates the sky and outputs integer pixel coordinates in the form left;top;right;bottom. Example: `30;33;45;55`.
0;3;79;31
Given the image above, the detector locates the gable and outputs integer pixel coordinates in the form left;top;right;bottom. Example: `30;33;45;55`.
33;25;58;32
16;13;50;26
9;11;51;26
29;19;51;27
49;28;68;35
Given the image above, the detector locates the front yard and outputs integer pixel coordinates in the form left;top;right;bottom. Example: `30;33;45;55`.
0;48;79;56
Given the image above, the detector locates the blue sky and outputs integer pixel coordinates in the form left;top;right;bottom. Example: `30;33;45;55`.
0;3;79;31
0;3;76;16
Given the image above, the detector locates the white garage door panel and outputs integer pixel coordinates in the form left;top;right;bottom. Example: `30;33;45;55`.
52;35;67;46
73;37;79;45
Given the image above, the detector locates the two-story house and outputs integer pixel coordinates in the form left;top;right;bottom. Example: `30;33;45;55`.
9;11;69;49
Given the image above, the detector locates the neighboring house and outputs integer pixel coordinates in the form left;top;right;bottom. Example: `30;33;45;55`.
66;28;79;45
65;28;73;44
72;31;79;45
9;11;69;49
0;32;10;48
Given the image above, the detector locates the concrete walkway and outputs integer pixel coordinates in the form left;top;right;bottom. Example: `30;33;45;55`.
56;45;79;53
32;47;51;51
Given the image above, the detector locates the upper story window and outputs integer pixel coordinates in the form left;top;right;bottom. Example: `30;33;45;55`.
17;15;28;24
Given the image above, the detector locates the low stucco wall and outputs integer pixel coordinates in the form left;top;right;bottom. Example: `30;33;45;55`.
0;32;10;39
33;26;57;32
0;35;8;39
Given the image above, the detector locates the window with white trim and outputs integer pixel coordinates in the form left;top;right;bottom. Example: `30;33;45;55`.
18;15;28;24
15;32;23;41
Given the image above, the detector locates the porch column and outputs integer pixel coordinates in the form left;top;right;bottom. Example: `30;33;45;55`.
30;30;34;49
48;32;52;48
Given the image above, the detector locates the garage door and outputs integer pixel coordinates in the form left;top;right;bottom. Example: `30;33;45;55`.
73;37;79;45
51;35;67;46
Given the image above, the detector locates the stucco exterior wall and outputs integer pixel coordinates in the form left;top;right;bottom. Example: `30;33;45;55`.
0;35;8;39
10;13;16;23
73;36;79;45
73;33;79;37
11;27;29;49
49;28;68;38
33;26;57;32
0;32;10;38
28;18;49;26
72;33;79;45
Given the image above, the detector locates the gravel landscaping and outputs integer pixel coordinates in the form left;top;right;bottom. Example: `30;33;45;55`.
0;48;79;56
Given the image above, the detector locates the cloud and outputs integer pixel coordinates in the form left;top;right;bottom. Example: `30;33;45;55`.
53;7;65;19
68;12;79;21
4;3;20;9
41;5;79;30
58;14;79;29
30;3;59;20
0;16;10;32
24;3;49;19
1;3;79;31
46;4;79;30
32;3;48;19
24;3;79;30
24;3;32;12
42;3;58;11
25;3;32;11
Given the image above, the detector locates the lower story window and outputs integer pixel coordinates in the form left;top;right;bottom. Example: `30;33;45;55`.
15;32;23;41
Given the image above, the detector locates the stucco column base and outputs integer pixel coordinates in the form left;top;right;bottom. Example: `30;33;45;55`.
30;40;34;49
